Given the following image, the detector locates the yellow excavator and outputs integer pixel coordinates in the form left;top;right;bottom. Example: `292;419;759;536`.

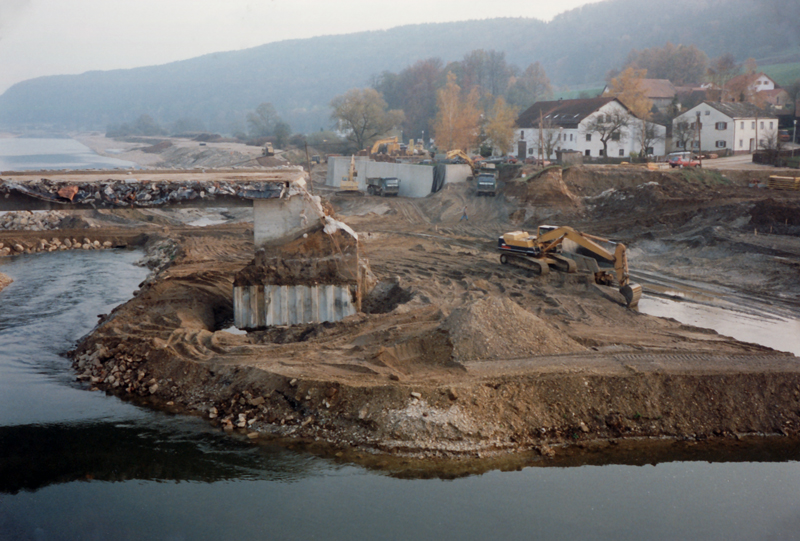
370;137;401;156
497;225;643;307
339;155;361;193
446;149;475;170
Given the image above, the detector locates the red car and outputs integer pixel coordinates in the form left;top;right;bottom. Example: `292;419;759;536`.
668;152;701;168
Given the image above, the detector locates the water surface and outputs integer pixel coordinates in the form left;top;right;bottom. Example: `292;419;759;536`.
0;137;137;171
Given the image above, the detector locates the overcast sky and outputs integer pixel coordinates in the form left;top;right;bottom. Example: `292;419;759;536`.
0;0;605;94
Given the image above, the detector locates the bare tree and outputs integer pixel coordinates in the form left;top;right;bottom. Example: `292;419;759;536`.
672;121;694;151
583;110;630;158
636;121;664;158
534;115;560;161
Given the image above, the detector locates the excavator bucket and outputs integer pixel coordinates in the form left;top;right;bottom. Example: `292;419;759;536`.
620;283;642;308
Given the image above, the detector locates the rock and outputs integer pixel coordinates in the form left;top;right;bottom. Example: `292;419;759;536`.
248;396;265;406
247;432;260;439
102;241;112;248
82;243;91;250
208;407;218;419
13;244;24;253
579;422;589;433
410;391;422;399
148;383;159;394
289;378;298;387
63;238;72;248
57;185;79;201
447;387;459;400
537;445;556;458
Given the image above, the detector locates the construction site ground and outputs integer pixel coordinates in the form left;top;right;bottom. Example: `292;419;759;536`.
3;160;800;463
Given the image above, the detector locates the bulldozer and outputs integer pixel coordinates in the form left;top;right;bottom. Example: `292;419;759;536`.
497;225;643;307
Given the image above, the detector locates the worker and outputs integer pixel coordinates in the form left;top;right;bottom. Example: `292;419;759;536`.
460;205;468;221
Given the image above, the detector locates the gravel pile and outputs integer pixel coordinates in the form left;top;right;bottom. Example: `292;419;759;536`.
0;210;66;230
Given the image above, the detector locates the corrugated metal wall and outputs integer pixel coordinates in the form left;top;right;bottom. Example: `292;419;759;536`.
234;284;357;329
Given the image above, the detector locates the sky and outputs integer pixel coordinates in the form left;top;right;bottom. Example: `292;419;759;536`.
0;0;605;94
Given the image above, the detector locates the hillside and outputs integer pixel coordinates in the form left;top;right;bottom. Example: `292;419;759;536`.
0;0;796;134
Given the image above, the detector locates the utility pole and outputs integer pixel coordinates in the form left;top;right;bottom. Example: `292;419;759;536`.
793;119;797;158
539;110;544;165
696;111;702;167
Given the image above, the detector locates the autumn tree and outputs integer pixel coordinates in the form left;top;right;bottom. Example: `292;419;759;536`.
624;42;708;86
583;110;630;159
506;62;553;110
373;58;443;141
247;102;280;137
607;67;653;155
706;54;739;102
432;72;482;152
483;97;518;155
460;49;514;101
330;88;405;151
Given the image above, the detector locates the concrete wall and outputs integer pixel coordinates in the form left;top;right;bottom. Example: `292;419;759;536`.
253;196;321;247
234;284;357;329
326;157;470;198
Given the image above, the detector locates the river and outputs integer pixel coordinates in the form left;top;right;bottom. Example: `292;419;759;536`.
2;251;800;539
0;137;137;171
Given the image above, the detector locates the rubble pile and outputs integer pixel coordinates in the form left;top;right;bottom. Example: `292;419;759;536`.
0;211;66;230
0;236;115;257
72;343;158;397
0;177;290;208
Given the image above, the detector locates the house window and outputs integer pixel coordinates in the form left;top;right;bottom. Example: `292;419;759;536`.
760;121;764;129
769;121;774;129
716;140;726;148
646;147;654;155
715;122;727;130
599;149;605;156
619;149;625;156
528;148;533;155
611;132;620;141
586;134;592;142
520;130;524;139
705;110;710;115
676;141;685;148
752;122;755;129
739;139;743;148
570;134;573;142
740;122;744;129
691;141;699;149
585;149;591;156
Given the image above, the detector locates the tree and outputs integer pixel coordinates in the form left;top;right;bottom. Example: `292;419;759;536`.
636;121;664;157
672;121;694;151
483;97;518;155
247;102;280;137
583;110;630;159
432;72;482;152
706;54;739;102
373;58;443;141
534;115;560;161
506;62;553;110
330;88;404;150
624;42;708;86
273;121;291;148
607;67;653;155
460;49;514;100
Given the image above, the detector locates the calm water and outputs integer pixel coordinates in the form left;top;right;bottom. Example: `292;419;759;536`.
2;251;800;540
0;138;137;171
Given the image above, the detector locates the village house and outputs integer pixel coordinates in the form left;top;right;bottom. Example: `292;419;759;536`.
672;101;778;154
514;97;666;161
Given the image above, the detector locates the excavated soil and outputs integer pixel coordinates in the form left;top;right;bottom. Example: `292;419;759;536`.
4;163;800;461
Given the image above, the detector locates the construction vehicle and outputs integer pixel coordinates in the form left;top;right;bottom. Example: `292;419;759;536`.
370;137;401;156
262;142;275;157
366;177;400;196
445;149;475;169
339;156;361;193
475;163;497;196
497;225;643;307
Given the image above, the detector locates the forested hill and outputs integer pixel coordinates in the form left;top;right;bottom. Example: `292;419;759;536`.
1;0;796;134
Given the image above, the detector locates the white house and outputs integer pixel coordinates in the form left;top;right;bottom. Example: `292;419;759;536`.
672;101;778;154
515;97;666;161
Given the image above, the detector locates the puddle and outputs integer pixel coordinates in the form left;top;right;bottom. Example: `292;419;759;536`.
639;296;800;356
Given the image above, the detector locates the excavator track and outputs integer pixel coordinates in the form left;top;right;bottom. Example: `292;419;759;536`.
500;253;549;275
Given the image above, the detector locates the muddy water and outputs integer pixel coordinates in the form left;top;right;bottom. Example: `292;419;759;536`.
2;251;800;539
0;137;137;171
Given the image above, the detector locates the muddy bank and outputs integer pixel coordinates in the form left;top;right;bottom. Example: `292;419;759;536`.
0;272;11;292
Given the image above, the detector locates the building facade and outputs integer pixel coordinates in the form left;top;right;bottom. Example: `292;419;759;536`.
672;102;778;154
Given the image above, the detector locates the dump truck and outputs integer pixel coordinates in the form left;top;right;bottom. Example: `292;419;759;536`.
367;177;400;196
475;163;497;196
262;143;275;157
497;225;643;307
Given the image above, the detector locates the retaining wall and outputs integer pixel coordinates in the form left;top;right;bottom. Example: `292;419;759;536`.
327;157;470;198
234;284;357;329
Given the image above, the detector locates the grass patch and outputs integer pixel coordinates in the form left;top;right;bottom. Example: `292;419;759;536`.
679;168;731;186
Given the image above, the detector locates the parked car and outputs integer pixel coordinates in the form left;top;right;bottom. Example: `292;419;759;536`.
778;130;791;142
667;151;701;168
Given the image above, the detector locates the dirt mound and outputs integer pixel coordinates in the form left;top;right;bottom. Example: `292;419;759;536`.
750;198;800;227
441;295;586;362
142;141;173;153
524;167;582;210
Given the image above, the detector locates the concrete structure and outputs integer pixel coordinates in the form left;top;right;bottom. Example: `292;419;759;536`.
672;102;778;154
326;157;471;197
234;284;357;328
253;194;323;247
515;97;667;160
